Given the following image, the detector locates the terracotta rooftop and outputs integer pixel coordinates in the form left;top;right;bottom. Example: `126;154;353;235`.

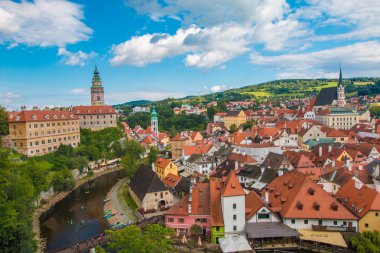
221;171;245;197
264;170;357;220
72;105;116;115
8;110;78;123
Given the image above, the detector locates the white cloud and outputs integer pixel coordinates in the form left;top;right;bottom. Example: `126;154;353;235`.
0;92;21;109
250;41;380;77
58;48;97;66
209;85;227;93
294;0;380;41
0;0;92;47
113;0;307;68
70;88;89;95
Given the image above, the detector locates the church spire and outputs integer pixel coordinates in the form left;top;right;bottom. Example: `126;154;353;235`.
338;64;343;87
91;65;105;105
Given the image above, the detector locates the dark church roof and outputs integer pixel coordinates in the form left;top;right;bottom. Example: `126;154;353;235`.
314;87;337;106
129;165;167;201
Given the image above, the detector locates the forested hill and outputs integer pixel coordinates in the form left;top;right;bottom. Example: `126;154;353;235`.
199;77;380;102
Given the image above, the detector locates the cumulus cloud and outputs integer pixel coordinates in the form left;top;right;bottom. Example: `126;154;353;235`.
0;0;92;47
209;85;227;93
112;0;307;68
58;48;97;66
0;92;21;108
250;41;380;78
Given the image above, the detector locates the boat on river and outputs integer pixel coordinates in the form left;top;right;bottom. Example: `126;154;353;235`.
103;209;112;214
103;198;112;203
103;213;116;219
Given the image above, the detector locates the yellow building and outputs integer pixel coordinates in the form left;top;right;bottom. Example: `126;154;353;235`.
153;157;178;180
336;179;380;233
224;110;246;130
170;131;203;160
8;110;80;157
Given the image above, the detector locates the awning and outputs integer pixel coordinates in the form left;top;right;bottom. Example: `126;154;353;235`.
219;236;253;253
298;229;347;248
246;222;299;239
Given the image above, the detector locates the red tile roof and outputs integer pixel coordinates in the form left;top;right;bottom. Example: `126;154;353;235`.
245;191;272;220
155;157;172;168
72;105;116;115
162;173;181;188
336;179;380;218
264;170;356;220
221;171;245;197
8;110;78;123
210;179;224;226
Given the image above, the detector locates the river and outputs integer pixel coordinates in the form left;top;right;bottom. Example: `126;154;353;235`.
40;170;125;252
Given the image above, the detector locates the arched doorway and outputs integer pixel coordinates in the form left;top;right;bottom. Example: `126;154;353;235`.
158;199;166;209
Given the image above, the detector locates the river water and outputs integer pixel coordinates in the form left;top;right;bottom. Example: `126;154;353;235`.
40;170;125;252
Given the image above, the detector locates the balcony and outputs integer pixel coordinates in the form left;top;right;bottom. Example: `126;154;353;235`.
312;225;356;232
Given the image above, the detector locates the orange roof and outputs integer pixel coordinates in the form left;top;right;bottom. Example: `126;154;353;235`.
141;135;154;144
8;110;78;123
221;171;245;197
264;170;357;220
183;144;212;156
245;191;272;220
166;195;190;216
336;179;380;218
210;179;224;226
155;157;172;168
72;105;116;115
162;173;181;188
229;153;257;164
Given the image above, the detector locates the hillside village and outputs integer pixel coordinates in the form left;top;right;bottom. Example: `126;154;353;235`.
3;67;380;252
117;68;380;251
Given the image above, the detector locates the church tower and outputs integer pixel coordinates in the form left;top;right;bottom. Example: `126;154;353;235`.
91;66;105;106
151;105;158;136
337;65;346;107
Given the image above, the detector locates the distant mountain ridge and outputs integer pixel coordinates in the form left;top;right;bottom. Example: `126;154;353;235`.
114;77;380;106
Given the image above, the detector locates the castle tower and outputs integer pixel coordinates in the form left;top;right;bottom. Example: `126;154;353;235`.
151;105;158;136
337;65;346;107
91;66;105;106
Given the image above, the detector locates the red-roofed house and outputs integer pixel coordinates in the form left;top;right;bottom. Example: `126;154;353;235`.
264;170;358;231
72;105;117;131
153;157;178;180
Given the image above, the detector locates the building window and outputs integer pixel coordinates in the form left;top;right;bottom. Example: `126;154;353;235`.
291;219;295;224
258;213;270;219
178;218;184;223
334;221;338;225
168;218;174;222
216;227;220;232
304;220;308;224
233;214;237;220
376;213;379;217
318;220;322;225
365;223;369;228
343;221;347;226
233;226;237;231
233;203;236;210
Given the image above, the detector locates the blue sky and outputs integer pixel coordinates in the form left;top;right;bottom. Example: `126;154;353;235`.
1;0;380;109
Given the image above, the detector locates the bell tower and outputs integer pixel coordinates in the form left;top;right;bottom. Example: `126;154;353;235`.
151;105;158;136
91;66;104;106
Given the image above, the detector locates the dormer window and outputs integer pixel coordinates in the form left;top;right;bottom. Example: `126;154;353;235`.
308;187;315;195
296;201;303;210
61;114;65;119
331;202;339;211
16;116;20;121
313;202;320;211
45;115;49;120
32;115;37;120
53;115;57;119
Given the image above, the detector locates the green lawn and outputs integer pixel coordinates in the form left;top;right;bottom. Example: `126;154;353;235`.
35;160;54;170
354;81;374;86
121;183;138;211
243;91;273;97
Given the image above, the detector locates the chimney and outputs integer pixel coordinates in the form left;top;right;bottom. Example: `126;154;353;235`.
332;160;335;167
319;146;322;157
358;165;363;171
234;160;239;171
328;145;332;152
346;159;352;171
270;136;273;142
261;166;265;174
151;162;155;172
265;188;269;203
278;170;283;177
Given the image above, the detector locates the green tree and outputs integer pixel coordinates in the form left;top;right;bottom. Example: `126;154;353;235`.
351;231;380;253
230;124;238;133
104;224;173;253
147;147;159;166
207;106;217;120
0;106;8;135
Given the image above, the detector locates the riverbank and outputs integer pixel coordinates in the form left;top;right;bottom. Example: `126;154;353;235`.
33;165;124;253
103;178;137;228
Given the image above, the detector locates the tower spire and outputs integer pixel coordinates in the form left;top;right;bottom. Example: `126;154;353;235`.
338;64;343;87
91;66;104;105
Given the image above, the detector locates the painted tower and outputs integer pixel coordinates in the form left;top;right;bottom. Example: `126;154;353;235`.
151;105;158;136
337;66;346;107
91;66;105;106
